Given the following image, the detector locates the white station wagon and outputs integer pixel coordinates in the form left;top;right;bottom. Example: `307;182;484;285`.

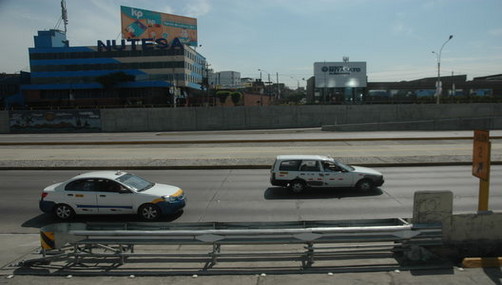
39;171;186;221
270;155;384;193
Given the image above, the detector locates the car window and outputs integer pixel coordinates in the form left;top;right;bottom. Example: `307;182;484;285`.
95;179;126;193
300;160;320;172
278;160;302;171
322;161;343;172
65;179;95;192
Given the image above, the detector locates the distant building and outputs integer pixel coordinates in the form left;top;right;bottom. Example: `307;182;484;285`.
210;71;241;89
366;75;502;102
21;29;207;108
0;72;30;109
307;59;502;103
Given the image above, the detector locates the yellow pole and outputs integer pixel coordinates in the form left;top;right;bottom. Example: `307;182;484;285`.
478;142;491;212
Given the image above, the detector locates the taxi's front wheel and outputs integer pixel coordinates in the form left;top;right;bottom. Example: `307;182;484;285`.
356;179;374;192
138;204;161;221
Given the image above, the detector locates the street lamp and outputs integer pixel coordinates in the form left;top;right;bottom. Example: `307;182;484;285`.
258;69;271;106
258;69;271;84
289;76;300;90
433;35;453;104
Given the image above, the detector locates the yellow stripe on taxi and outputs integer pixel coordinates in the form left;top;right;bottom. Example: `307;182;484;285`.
151;189;184;204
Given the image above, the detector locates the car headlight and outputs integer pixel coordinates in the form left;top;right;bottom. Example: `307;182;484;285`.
161;195;173;202
162;195;184;203
365;174;382;181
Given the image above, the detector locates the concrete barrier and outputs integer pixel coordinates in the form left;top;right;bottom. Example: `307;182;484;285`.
413;191;502;258
3;103;502;133
97;103;502;132
322;117;501;132
0;111;8;134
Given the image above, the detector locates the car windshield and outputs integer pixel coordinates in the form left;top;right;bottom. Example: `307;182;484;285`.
116;173;154;192
335;160;355;172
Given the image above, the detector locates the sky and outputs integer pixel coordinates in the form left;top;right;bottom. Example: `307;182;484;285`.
0;0;501;88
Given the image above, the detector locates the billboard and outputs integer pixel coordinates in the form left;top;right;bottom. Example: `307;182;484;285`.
120;6;197;46
314;62;367;88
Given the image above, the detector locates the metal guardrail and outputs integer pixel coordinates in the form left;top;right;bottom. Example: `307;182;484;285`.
24;218;442;271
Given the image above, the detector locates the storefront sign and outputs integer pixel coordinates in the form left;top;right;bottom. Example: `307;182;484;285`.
314;61;367;88
97;37;183;52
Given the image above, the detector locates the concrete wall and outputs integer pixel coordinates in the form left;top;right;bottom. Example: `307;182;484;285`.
0;111;8;133
2;103;502;133
99;105;344;132
413;191;502;258
323;117;502;132
99;103;502;132
323;103;502;131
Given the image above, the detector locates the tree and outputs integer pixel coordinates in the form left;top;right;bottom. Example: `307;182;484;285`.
230;92;242;106
216;91;231;105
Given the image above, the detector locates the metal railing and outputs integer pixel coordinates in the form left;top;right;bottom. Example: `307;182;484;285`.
23;218;442;273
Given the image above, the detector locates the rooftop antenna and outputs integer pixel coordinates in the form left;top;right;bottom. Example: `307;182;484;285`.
54;0;68;33
61;0;68;34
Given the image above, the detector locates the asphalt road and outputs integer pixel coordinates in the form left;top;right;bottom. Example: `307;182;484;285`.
1;166;501;234
2;130;502;283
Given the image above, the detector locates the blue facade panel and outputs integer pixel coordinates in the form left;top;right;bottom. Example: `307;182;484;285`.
29;46;95;53
31;69;147;78
21;81;172;90
21;83;102;90
30;58;119;66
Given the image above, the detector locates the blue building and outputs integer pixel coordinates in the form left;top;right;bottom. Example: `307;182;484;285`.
22;29;207;107
0;72;30;109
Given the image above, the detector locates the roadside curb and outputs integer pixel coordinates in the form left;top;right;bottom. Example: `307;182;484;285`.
1;136;501;146
1;161;501;170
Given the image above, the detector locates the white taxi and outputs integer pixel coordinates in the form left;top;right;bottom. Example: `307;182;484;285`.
39;171;186;221
270;155;384;193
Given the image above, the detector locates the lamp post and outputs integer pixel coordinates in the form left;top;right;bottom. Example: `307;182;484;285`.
289;76;300;90
433;35;453;104
258;69;271;105
203;62;211;107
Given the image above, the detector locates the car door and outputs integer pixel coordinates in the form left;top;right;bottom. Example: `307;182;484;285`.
321;161;354;188
63;179;99;214
298;160;324;187
94;179;134;214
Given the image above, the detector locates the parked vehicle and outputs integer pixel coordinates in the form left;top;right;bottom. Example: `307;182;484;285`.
270;155;384;193
39;171;186;221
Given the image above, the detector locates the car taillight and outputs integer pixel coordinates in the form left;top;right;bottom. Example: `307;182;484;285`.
41;192;48;199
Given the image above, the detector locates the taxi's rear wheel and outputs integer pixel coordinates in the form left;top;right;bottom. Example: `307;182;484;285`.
138;204;161;221
289;180;306;193
54;204;75;220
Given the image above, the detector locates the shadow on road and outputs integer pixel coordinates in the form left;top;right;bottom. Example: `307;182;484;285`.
21;211;184;230
264;187;384;200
